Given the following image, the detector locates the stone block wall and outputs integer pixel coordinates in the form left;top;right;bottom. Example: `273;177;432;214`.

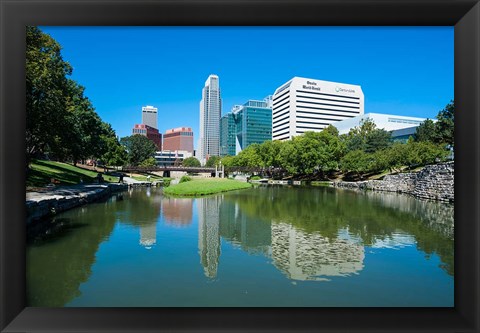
333;162;454;202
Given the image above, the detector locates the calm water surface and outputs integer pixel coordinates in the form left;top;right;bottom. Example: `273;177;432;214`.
26;186;454;307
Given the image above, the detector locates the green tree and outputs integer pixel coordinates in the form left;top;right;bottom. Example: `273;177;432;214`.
183;157;201;167
278;140;297;175
220;155;236;168
414;119;437;142
365;129;392;153
205;155;221;167
120;135;157;166
409;141;449;168
99;123;127;167
26;26;72;165
139;157;157;167
60;79;106;164
340;150;375;178
101;137;127;168
235;145;262;167
257;140;284;168
385;142;409;172
435;101;454;146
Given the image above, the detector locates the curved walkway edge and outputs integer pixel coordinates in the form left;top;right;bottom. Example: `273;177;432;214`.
26;183;128;224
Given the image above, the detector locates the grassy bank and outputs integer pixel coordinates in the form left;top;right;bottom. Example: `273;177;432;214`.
163;178;252;196
27;160;119;187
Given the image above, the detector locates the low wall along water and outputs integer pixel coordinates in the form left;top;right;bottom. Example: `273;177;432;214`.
26;183;128;224
333;162;454;203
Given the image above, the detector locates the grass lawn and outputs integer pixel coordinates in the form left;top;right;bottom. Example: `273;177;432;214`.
27;159;119;187
163;178;252;196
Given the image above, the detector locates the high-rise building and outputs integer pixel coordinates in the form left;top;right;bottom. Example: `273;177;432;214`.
142;105;158;129
199;75;222;165
220;113;236;156
272;77;364;141
132;124;162;150
220;97;273;156
163;127;194;153
233;97;272;153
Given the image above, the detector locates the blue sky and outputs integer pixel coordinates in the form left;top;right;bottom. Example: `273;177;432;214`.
40;27;453;148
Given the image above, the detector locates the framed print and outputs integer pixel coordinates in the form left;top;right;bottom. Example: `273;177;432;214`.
1;0;479;332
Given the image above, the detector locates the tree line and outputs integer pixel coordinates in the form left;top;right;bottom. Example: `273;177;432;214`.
216;102;454;180
27;26;454;174
27;27;161;169
26;26;127;168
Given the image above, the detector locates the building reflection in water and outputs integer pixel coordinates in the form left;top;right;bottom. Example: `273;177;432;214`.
198;194;366;282
271;222;365;281
219;201;271;256
196;187;454;281
197;196;222;279
139;223;157;249
162;197;193;227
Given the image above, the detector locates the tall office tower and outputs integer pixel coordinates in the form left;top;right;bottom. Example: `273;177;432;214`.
199;74;222;165
272;77;364;141
163;127;194;153
142;105;158;129
220;112;236;157
233;97;272;154
220;97;273;156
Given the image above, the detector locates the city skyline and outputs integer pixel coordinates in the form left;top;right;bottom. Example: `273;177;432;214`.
39;27;454;149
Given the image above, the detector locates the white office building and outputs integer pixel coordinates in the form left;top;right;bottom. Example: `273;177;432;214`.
334;112;429;142
272;77;364;141
334;113;427;134
142;105;158;129
199;74;222;165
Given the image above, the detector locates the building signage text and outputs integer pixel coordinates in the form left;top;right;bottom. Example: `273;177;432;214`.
302;81;321;91
335;86;356;93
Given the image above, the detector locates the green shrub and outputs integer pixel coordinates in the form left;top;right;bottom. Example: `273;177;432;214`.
179;176;192;183
162;178;171;187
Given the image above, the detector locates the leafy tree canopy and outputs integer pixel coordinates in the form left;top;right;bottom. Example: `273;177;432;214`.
205;155;222;167
120;135;157;166
183;157;201;167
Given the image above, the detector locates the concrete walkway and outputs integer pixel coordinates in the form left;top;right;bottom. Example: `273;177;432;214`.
26;183;128;224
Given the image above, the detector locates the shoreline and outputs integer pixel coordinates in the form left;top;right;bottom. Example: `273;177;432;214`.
26;183;128;224
331;162;454;203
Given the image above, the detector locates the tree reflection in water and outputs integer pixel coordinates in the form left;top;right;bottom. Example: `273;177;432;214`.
196;186;453;280
27;185;454;307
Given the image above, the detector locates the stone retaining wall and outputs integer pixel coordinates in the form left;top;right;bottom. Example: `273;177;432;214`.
26;183;128;224
333;162;454;202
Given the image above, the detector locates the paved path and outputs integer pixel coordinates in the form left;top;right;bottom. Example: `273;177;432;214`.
26;183;128;223
122;176;142;184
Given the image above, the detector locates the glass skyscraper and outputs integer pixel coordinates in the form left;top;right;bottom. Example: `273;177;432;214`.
199;74;222;165
220;112;236;156
220;97;272;156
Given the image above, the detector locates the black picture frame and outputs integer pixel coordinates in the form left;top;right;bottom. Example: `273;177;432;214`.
1;0;479;332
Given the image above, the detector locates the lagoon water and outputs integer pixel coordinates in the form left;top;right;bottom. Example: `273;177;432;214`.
26;186;454;307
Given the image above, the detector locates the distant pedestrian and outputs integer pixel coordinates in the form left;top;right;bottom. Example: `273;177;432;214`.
97;172;104;183
118;174;124;183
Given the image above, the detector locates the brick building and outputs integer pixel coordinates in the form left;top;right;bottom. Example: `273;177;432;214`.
163;127;194;153
132;124;162;150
